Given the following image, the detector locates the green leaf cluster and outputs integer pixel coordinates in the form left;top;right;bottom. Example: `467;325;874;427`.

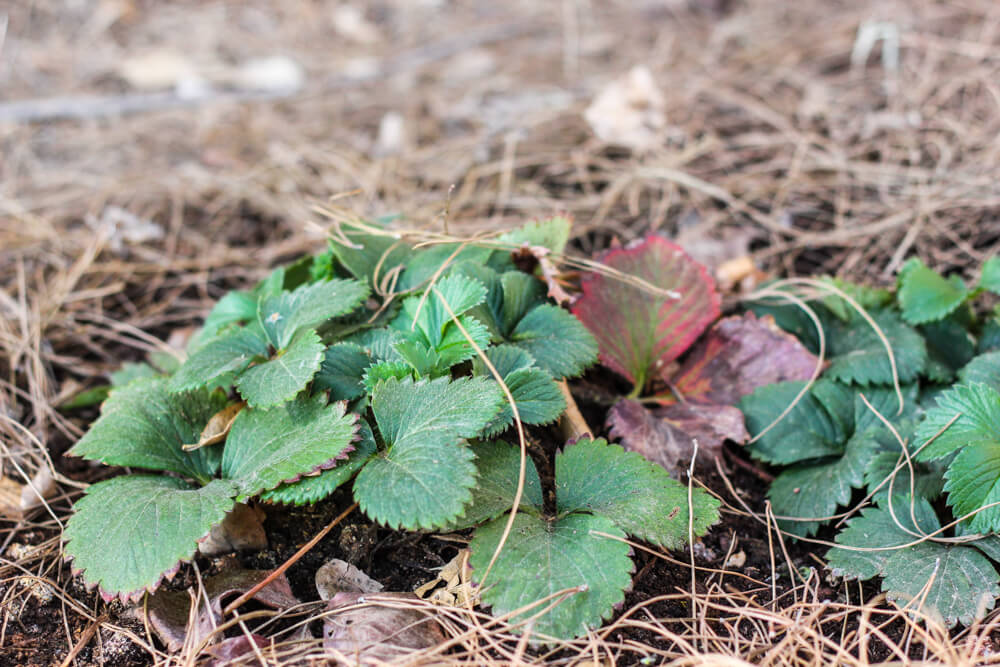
63;217;627;635
742;257;1000;627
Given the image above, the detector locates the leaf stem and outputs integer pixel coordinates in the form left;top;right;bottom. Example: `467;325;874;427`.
222;501;358;616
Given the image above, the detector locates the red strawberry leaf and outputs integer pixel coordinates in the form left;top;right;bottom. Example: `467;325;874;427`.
573;234;720;393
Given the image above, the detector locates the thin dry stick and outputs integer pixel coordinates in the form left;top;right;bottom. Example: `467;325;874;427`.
58;615;105;667
222;501;358;616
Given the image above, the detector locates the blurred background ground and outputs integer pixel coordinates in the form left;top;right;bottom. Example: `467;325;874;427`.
3;0;1000;664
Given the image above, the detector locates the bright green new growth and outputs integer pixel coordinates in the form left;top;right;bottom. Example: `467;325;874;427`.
469;438;720;640
742;257;1000;627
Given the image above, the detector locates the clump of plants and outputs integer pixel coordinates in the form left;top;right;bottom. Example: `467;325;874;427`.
740;257;1000;627
64;217;720;640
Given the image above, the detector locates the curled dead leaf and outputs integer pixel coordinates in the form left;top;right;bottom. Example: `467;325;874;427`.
316;558;382;600
183;401;245;451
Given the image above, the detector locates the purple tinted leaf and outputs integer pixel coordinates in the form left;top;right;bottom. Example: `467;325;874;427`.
608;398;747;475
662;312;821;405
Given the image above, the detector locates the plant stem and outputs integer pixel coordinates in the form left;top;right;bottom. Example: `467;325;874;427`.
557;380;591;441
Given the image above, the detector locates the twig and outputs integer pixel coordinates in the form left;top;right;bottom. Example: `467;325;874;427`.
222;501;357;616
58;615;105;667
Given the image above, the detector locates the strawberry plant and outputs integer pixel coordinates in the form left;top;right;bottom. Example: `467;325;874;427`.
740;258;1000;627
63;217;720;640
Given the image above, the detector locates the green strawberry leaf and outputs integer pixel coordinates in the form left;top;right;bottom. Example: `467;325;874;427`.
397;244;494;292
921;317;976;383
958;351;1000;389
827;495;941;581
314;342;370;401
768;427;883;536
362;361;414;392
68;377;226;483
509;304;598;379
440;439;544;531
573;234;720;390
897;258;969;325
915;383;1000;462
497;216;572;255
328;231;412;287
170;327;270;393
235;329;325;408
741;380;854;465
979;256;1000;295
865;451;944;505
883;541;998;628
259;278;369;349
473;346;566;437
353;376;504;530
499;271;546;336
555;437;719;549
825;310;927;386
221;393;359;499
470;512;633;640
941;430;1000;533
64;476;238;601
260;419;376;506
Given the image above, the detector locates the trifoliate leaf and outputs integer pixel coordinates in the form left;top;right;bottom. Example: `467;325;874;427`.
915;383;1000;462
354;376;504;530
470;512;632;640
259;278;369;349
573;234;720;390
221;393;359;499
170;328;270;393
827;495;941;581
921;317;976;383
497;216;572;255
440;439;544;531
825;310;927;386
64;476;238;601
741;380;853;465
260;420;377;506
314;343;370;401
768;427;883;536
958;351;1000;389
883;541;998;628
473;346;565;437
555;438;719;549
509;304;598;379
980;257;1000;295
235;329;325;408
399;274;487;345
897;258;969;325
68;377;226;483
